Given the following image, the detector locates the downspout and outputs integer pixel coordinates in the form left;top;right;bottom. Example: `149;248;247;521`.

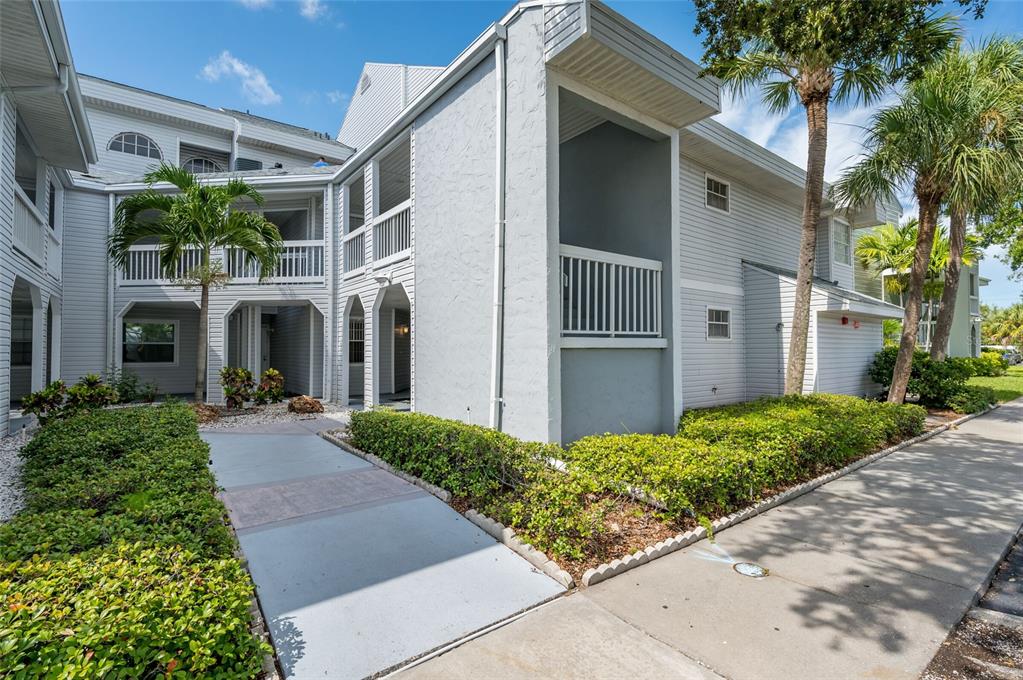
1;63;69;96
488;31;508;430
230;118;241;171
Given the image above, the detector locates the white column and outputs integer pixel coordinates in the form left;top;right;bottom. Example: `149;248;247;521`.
30;288;45;392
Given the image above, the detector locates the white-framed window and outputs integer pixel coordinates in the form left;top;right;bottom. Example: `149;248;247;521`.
182;157;224;174
349;317;365;363
122;320;178;365
707;307;731;340
11;315;32;367
705;174;730;213
834;220;851;265
109;132;162;160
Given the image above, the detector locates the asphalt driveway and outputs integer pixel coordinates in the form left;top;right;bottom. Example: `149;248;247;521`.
205;426;564;680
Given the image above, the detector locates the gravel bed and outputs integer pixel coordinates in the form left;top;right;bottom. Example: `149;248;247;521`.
198;402;350;431
0;431;32;523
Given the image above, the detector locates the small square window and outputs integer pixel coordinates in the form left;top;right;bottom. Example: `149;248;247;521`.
707;308;731;340
706;176;729;212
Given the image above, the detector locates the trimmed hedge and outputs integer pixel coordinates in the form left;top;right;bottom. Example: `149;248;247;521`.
0;404;268;677
568;394;926;520
348;410;605;559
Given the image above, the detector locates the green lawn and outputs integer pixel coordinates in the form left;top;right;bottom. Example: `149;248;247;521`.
968;365;1023;403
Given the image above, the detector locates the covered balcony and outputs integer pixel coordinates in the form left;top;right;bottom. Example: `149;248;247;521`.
116;194;326;286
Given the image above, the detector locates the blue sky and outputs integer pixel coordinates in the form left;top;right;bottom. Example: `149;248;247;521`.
62;0;1023;305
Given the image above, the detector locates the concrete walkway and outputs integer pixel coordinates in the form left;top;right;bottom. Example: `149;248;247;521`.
400;400;1023;680
204;422;564;680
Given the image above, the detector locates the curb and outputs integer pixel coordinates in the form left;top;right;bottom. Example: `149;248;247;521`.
581;404;1000;588
318;431;575;590
222;516;282;680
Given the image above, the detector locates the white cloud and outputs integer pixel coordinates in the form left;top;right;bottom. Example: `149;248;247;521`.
237;0;271;8
299;0;327;20
326;90;348;105
200;51;281;106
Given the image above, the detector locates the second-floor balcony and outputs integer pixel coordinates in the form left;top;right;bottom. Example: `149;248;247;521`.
118;240;325;286
342;198;411;279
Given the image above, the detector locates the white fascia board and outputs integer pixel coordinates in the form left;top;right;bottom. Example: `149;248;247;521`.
35;0;98;165
100;173;334;193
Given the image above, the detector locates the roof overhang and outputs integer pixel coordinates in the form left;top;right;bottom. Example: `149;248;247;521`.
1;0;97;171
80;76;351;164
744;261;904;320
544;0;720;129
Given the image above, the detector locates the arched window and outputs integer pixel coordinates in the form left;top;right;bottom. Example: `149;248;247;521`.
182;157;223;174
108;132;162;159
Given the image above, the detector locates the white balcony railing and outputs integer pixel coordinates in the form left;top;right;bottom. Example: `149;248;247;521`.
970;296;980;316
373;199;411;266
225;241;324;283
13;185;46;266
560;244;662;337
342;227;366;276
118;241;324;285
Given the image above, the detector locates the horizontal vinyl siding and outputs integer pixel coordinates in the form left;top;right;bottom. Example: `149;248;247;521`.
744;266;786;399
543;2;585;61
60;190;109;383
681;290;745;408
816;312;883;396
272;305;313;396
338;64;405;151
0;92;16;430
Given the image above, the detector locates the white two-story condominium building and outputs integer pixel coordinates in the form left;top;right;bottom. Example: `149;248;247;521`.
5;0;915;443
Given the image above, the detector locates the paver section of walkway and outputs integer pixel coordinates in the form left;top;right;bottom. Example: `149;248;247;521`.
402;401;1023;680
205;427;564;680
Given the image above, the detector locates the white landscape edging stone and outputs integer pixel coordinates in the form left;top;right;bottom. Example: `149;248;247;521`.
581;404;1000;588
318;431;575;590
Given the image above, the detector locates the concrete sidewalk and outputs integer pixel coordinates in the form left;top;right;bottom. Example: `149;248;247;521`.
205;423;564;680
400;400;1023;680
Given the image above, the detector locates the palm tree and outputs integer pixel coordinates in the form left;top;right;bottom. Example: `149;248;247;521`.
930;39;1023;360
834;38;1023;403
108;165;283;401
984;303;1023;347
696;3;960;394
857;221;980;348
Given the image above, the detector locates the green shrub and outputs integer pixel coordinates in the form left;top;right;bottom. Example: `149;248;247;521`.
1;404;267;676
20;380;67;424
869;347;972;407
972;351;1009;377
349;410;603;559
254;368;285;405
106;366;142;403
220;367;254;408
569;394;926;522
0;543;266;678
945;385;997;414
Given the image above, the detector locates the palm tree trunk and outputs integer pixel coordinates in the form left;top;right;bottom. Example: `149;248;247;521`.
929;208;965;361
785;94;829;394
889;194;941;403
195;283;209;402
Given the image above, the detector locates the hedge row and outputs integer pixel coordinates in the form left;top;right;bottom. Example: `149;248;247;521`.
348;411;606;559
348;395;927;559
869;347;999;412
567;394;926;519
0;404;268;678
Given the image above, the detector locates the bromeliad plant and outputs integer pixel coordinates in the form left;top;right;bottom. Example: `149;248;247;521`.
107;165;283;402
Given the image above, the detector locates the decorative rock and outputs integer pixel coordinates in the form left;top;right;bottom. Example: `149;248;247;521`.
287;395;323;414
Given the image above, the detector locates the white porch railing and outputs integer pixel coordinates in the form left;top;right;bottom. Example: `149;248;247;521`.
13;185;45;266
342;227;366;276
226;241;324;283
560;244;662;337
118;241;324;285
118;245;203;285
373;199;411;266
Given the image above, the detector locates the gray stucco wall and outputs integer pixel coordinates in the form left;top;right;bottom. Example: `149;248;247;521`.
558;119;674;437
500;9;555;441
560;348;664;443
412;57;498;426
